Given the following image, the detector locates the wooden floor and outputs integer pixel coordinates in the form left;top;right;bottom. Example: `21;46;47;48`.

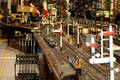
0;41;18;80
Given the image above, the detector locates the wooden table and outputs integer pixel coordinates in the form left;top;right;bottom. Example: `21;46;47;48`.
2;23;37;46
34;33;77;80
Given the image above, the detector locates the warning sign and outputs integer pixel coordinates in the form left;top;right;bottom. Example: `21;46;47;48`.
17;6;36;12
12;14;22;20
0;14;3;18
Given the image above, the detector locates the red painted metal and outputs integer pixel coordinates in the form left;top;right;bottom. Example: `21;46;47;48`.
98;31;115;36
85;43;98;48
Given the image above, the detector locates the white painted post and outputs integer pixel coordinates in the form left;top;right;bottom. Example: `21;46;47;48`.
109;24;114;80
60;20;62;52
73;19;75;34
89;24;117;80
55;9;57;23
52;7;56;23
77;26;79;48
111;0;113;15
91;36;95;59
101;28;104;58
52;14;54;32
7;0;11;23
8;0;11;12
52;22;54;32
101;0;104;9
68;24;69;42
47;24;49;34
52;13;54;22
43;0;47;11
67;0;70;20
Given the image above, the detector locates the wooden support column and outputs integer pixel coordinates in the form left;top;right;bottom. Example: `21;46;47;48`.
44;55;49;80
